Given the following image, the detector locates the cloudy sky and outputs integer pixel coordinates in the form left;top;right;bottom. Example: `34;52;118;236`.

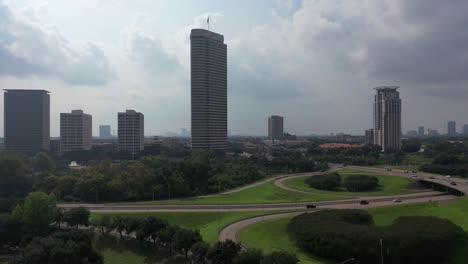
1;0;467;137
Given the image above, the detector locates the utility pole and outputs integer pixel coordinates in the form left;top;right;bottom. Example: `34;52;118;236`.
380;238;384;264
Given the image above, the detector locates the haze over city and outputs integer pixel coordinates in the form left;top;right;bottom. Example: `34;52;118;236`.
1;0;467;136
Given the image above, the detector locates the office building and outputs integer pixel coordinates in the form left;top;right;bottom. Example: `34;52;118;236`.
60;110;92;153
428;129;440;136
268;115;284;140
4;89;50;154
448;121;457;136
365;129;374;145
190;29;227;151
407;130;418;137
418;126;425;136
373;86;401;151
99;125;112;138
118;110;144;154
463;124;468;135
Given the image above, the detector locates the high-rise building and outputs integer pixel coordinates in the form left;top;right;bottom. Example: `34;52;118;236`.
463;124;468;135
118;110;144;154
190;29;227;151
365;129;374;144
60;110;92;153
373;86;401;151
418;126;425;136
4;89;50;154
268;115;284;140
99;125;112;138
448;121;457;136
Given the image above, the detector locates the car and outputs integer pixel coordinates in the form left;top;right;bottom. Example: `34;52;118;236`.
404;170;409;173
446;175;451;178
393;199;402;203
412;175;418;178
412;170;418;174
428;176;435;179
450;182;457;186
359;200;369;205
306;204;317;209
465;180;468;184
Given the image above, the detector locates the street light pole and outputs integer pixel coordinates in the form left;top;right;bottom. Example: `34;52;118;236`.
380;238;384;264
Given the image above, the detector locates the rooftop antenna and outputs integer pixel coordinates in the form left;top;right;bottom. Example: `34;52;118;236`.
207;16;210;31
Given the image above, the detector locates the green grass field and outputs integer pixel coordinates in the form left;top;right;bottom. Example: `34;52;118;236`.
283;169;417;197
91;210;307;244
126;181;349;205
237;197;468;264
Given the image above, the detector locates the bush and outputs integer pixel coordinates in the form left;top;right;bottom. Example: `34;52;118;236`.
304;173;341;190
287;210;466;264
343;175;379;192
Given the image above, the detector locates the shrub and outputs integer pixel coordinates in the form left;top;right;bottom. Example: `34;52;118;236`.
343;175;379;192
305;173;341;190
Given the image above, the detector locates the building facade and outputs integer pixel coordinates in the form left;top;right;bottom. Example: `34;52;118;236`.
118;110;144;154
463;124;468;135
60;110;92;153
4;89;50;154
448;121;457;136
268;115;284;140
190;29;227;151
365;129;374;145
418;126;425;136
99;125;112;138
373;86;401;151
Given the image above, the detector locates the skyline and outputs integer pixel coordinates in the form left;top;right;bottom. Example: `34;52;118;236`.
1;0;468;137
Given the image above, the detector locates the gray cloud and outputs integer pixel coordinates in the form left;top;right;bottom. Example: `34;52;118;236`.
0;2;114;85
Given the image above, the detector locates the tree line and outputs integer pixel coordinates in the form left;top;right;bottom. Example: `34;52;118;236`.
305;172;379;192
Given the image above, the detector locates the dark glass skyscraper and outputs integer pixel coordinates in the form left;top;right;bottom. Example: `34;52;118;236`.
4;89;50;154
190;29;227;151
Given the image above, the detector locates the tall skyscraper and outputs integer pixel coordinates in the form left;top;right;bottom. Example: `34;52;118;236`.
418;126;425;136
118;110;144;154
373;86;401;151
365;129;374;145
4;89;50;154
448;121;457;136
268;116;284;140
99;125;112;138
190;29;227;151
463;124;468;135
60;110;92;153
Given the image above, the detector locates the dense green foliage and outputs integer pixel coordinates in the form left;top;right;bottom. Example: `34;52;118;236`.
304;172;341;190
287;210;467;264
13;231;103;264
343;175;379;191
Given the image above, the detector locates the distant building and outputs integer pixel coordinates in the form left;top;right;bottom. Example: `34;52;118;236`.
406;130;418;137
50;139;60;155
463;124;468;135
60;110;92;153
365;129;374;144
448;121;457;136
428;129;440;136
336;133;365;144
373;86;401;151
118;110;144;154
180;128;190;137
320;143;364;149
99;125;112;138
418;126;425;136
268;115;284;140
4;89;50;154
191;29;227;151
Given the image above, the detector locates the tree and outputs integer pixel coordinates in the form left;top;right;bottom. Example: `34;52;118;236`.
343;175;379;192
401;139;422;153
91;215;111;234
14;230;103;264
191;241;210;264
111;216;127;239
305;173;341;190
141;216;169;247
173;228;202;259
64;207;90;228
233;248;263;264
17;192;56;236
54;208;64;229
0;155;31;198
207;240;242;264
261;252;298;264
33;152;55;174
159;225;179;255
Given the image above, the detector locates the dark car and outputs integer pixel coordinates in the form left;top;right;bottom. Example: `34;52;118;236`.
359;200;369;205
428;176;435;179
450;182;457;186
306;204;317;209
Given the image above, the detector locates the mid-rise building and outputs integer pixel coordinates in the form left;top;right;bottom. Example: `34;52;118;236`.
365;129;374;145
448;121;457;136
99;125;112;138
4;89;50;154
418;126;425;136
463;124;468;135
373;86;401;151
268;115;284;140
190;29;227;151
60;110;92;153
428;129;440;136
118;110;144;154
407;130;418;137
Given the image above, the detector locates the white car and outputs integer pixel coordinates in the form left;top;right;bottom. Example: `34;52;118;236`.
446;175;451;178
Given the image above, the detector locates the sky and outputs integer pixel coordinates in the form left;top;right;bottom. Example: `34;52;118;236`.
0;0;467;137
